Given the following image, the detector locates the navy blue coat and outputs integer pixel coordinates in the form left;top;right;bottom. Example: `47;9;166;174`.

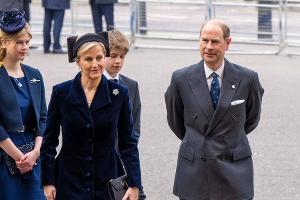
42;0;70;10
0;64;47;142
41;73;141;200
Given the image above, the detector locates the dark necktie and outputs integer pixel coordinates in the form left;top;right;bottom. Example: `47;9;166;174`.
111;78;118;83
210;72;220;110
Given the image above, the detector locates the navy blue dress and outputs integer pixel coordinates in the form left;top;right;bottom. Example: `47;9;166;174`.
0;76;45;200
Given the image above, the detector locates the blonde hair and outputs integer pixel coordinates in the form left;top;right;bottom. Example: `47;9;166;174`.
0;23;32;61
75;41;106;62
108;29;129;54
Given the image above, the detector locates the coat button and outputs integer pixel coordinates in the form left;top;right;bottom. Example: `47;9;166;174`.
86;123;91;128
87;156;93;161
86;172;91;177
193;114;198;119
86;188;91;192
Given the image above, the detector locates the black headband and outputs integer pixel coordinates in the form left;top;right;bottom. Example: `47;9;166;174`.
0;9;26;34
67;32;110;63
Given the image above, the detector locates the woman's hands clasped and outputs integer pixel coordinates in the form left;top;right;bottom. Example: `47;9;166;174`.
122;187;139;200
15;149;39;174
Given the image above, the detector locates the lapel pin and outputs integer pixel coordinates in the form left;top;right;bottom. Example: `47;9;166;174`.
30;78;40;83
231;85;235;89
113;89;119;95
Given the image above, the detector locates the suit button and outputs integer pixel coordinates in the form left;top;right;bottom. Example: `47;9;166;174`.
86;188;91;192
87;156;93;161
87;138;92;143
86;172;91;177
193;114;198;119
86;123;91;128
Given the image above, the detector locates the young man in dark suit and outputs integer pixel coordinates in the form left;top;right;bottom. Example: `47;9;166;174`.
104;30;146;199
165;20;264;200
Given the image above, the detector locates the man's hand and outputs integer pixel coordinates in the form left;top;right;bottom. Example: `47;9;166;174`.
44;185;56;200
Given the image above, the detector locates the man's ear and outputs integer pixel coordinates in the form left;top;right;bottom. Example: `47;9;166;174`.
225;37;232;50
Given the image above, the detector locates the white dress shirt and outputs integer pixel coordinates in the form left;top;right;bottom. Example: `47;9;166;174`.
204;61;224;91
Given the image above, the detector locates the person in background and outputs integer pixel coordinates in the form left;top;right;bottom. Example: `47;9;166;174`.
104;29;146;199
165;19;264;200
89;0;116;32
41;32;141;200
42;0;70;54
0;8;46;200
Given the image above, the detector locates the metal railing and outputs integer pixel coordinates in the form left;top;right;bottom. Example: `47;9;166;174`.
29;0;300;55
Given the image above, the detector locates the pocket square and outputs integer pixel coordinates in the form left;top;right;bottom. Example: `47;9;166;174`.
230;99;245;106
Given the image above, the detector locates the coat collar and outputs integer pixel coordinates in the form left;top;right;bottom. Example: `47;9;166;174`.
66;73;111;112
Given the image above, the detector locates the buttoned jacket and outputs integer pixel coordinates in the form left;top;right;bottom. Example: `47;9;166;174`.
165;59;264;200
41;73;141;200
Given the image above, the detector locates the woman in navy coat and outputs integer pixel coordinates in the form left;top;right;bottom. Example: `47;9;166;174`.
0;9;47;199
41;33;142;200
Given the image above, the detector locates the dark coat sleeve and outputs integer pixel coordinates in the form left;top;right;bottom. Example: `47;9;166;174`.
41;86;61;186
165;72;185;140
131;82;141;138
118;88;142;188
245;72;264;134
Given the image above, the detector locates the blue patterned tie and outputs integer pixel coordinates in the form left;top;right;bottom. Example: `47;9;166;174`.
210;72;220;110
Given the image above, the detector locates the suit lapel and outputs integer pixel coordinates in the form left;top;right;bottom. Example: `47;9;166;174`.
89;75;111;112
22;64;41;118
188;61;214;119
206;59;240;134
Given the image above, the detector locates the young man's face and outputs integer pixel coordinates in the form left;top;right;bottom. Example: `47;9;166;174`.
105;48;127;78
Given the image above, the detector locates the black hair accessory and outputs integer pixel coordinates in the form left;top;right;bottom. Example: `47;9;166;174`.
67;32;110;63
0;9;26;34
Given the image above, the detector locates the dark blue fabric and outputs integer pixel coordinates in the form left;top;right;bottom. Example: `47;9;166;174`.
9;76;35;127
0;132;45;200
210;72;220;110
41;74;141;200
90;3;114;32
43;8;65;51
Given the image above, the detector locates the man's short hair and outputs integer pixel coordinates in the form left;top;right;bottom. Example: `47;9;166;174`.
108;29;129;54
200;20;230;40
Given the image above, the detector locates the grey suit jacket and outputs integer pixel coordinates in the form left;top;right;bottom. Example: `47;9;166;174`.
119;74;141;139
0;0;23;11
165;59;264;200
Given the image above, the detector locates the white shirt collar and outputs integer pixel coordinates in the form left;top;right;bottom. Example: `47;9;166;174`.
204;60;225;79
103;70;119;81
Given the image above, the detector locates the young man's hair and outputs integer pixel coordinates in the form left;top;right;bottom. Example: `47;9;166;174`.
108;29;129;54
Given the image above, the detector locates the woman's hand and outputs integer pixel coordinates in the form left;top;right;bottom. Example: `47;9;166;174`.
44;185;56;200
122;187;139;200
19;149;39;167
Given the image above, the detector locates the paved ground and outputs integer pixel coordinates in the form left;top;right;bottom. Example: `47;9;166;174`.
24;48;300;199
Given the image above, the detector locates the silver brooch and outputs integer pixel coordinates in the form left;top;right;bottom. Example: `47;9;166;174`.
113;89;119;95
30;78;40;83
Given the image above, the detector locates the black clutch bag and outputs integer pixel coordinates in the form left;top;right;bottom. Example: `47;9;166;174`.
108;174;128;200
3;141;35;175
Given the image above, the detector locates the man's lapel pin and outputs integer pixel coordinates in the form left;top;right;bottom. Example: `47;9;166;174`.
231;84;236;89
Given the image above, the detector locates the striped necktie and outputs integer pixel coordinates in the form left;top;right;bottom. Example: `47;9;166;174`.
210;72;220;110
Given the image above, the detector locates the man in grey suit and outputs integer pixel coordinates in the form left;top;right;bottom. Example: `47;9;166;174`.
104;29;146;199
165;20;264;200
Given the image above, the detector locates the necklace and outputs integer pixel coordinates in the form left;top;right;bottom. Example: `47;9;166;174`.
14;78;23;87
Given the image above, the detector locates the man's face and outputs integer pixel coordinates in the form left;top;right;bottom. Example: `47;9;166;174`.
199;24;231;70
105;48;127;78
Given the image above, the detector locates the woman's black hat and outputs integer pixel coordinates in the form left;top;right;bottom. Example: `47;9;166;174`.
67;32;110;63
0;8;26;34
